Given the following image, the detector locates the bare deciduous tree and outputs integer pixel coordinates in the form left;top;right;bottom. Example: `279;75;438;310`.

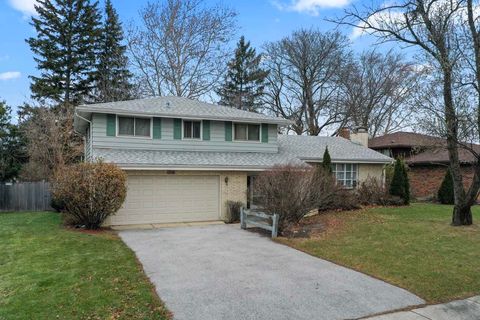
338;0;480;225
262;30;351;135
127;0;237;99
340;50;421;137
18;106;82;181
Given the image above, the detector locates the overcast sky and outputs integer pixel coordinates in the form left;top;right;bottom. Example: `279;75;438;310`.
0;0;383;115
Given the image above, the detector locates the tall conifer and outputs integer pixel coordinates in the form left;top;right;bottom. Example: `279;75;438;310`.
94;0;133;102
27;0;101;106
217;36;269;112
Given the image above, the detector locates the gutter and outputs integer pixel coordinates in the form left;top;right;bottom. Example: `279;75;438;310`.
74;112;92;162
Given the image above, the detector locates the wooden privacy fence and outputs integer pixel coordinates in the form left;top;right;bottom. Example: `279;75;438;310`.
0;181;53;212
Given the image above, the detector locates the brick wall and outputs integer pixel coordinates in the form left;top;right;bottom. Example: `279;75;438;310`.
408;165;475;200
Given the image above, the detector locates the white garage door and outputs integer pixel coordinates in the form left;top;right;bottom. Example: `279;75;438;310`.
110;175;220;225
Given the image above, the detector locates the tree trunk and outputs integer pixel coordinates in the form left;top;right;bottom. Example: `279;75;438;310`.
452;204;473;226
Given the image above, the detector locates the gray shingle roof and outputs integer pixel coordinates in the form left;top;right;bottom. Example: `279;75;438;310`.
278;135;392;163
92;135;391;169
76;96;291;125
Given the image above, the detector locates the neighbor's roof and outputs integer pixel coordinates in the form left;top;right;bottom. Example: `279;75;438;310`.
92;135;392;170
369;132;479;165
75;96;291;125
406;145;480;165
369;131;444;149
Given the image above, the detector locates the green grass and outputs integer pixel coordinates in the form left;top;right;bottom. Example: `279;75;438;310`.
278;203;480;303
0;212;170;320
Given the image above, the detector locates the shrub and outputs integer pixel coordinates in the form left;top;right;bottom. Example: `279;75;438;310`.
255;165;357;233
438;169;454;204
224;201;243;223
357;176;404;206
402;161;410;204
315;168;359;211
255;165;313;229
322;147;332;173
389;158;410;204
51;161;127;229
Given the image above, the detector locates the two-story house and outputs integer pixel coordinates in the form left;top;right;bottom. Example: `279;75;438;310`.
74;96;391;226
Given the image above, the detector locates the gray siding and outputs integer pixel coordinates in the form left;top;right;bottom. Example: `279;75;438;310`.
91;113;278;153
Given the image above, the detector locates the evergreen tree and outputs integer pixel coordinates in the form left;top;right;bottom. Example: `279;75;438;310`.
27;0;102;106
322;146;332;173
217;36;269;112
402;162;410;204
438;169;455;204
94;0;133;102
0;100;27;181
389;158;407;203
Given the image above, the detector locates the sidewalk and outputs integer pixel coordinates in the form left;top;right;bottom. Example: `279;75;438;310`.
366;295;480;320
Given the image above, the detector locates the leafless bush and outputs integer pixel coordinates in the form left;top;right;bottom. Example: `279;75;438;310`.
356;176;403;206
255;165;358;233
51;161;127;229
224;201;243;223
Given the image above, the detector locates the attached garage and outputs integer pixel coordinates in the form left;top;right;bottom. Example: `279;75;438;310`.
109;174;221;225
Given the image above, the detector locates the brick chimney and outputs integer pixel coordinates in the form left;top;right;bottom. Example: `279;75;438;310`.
350;126;369;147
338;127;350;140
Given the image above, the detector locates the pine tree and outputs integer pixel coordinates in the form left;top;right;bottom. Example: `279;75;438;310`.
322;146;332;173
438;169;455;204
0;100;26;182
217;36;269;112
389;158;407;203
401;161;410;204
27;0;102;106
94;0;133;102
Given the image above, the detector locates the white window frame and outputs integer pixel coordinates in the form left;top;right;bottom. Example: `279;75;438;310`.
182;119;203;140
233;122;261;142
116;115;153;139
332;163;358;189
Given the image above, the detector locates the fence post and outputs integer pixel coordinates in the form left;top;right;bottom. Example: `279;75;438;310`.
240;207;246;229
272;214;279;238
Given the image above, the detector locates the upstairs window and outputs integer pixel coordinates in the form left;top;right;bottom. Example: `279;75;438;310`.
234;123;260;141
332;163;358;188
118;116;151;137
183;120;201;139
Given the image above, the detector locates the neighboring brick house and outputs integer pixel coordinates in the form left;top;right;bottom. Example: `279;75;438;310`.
369;131;479;200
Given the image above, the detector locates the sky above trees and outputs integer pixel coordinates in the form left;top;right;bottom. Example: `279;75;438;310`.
0;0;379;114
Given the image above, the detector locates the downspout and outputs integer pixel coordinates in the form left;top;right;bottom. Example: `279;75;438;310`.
74;112;92;163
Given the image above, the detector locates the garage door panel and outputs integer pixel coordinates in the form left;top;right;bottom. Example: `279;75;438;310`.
110;175;220;225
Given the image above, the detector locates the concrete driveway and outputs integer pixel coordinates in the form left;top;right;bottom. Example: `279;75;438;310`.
119;224;424;320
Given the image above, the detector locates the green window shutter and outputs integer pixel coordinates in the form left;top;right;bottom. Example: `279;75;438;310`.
261;124;269;143
106;114;116;136
173;118;182;139
203;120;210;140
225;121;232;141
152;118;161;139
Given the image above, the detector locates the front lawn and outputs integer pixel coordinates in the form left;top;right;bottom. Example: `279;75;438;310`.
278;203;480;303
0;212;170;320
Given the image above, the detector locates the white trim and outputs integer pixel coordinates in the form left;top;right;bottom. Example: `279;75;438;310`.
332;163;358;189
181;119;203;140
116;115;153;139
233;122;261;143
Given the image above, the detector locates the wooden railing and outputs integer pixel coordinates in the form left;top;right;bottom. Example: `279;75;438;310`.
240;208;279;238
